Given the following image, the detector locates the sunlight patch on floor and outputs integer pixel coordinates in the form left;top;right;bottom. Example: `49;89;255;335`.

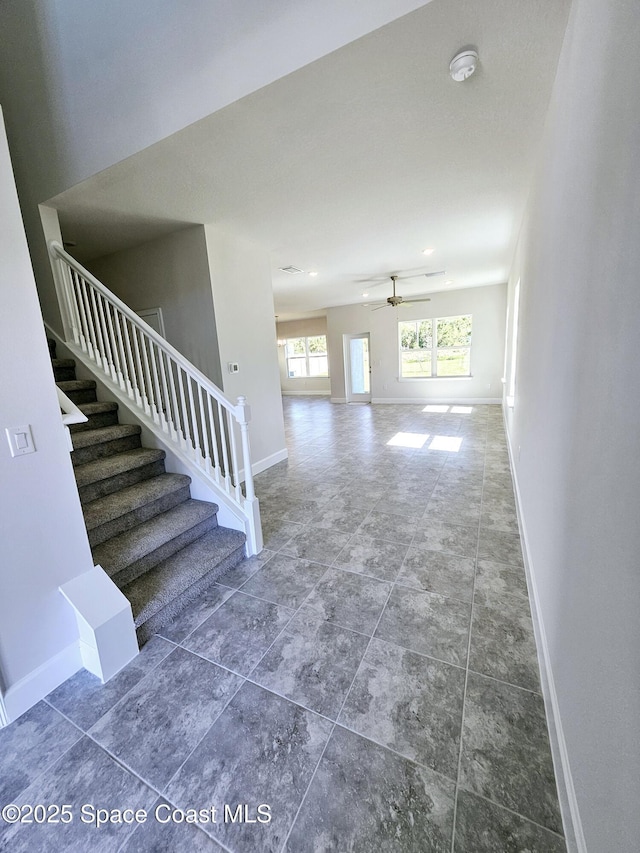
386;432;429;449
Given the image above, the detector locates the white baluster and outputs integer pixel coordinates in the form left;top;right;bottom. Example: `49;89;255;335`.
80;278;99;362
176;366;191;449
217;401;232;495
186;373;203;463
206;392;222;484
96;291;116;381
166;357;181;442
130;320;149;412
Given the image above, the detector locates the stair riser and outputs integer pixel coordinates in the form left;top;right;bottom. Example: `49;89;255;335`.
70;411;119;432
88;485;192;547
53;366;76;382
135;543;246;645
71;434;142;467
63;388;98;405
110;514;219;589
79;460;166;505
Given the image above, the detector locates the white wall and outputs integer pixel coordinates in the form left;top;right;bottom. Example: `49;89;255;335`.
502;1;640;849
276;317;331;396
327;283;506;402
204;226;286;473
0;108;92;720
89;226;223;388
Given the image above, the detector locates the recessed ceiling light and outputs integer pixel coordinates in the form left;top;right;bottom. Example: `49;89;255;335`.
422;248;435;256
362;292;369;298
308;271;318;277
445;280;453;285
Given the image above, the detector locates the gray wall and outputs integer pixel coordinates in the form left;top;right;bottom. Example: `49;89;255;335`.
503;0;640;849
89;226;223;388
327;283;506;403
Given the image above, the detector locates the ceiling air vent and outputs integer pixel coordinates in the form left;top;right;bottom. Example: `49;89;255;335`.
279;266;305;274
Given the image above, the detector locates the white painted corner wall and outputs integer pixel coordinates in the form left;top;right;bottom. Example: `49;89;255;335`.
204;226;287;472
501;0;640;849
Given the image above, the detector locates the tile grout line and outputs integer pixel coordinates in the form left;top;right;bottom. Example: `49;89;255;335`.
449;424;488;853
278;564;400;853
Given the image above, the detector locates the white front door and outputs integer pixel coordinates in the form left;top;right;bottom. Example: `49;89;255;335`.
345;333;371;403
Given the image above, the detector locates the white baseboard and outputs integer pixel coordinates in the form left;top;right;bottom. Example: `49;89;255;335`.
372;396;503;405
504;414;586;853
330;397;347;403
1;642;82;724
252;448;288;476
281;391;330;397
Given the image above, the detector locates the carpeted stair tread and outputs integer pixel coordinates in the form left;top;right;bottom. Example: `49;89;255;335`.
52;358;76;381
92;499;219;579
74;447;166;488
71;424;141;449
70;424;142;467
56;379;96;393
83;473;191;531
70;401;119;433
125;526;246;630
76;401;118;416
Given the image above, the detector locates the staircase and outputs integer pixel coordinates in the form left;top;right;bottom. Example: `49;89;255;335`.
50;340;246;644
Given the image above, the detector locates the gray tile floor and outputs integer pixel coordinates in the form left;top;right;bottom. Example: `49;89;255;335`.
0;397;566;852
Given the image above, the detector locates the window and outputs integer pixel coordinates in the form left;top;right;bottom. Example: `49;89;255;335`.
284;335;329;378
399;315;472;378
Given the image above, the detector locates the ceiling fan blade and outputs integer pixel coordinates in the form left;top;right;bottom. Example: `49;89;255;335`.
398;297;432;304
363;280;393;290
372;303;391;311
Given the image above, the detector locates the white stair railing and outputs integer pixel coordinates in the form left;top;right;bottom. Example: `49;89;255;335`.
56;385;88;452
48;240;262;554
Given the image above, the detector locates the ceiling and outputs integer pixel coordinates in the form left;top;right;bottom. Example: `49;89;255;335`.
50;0;571;320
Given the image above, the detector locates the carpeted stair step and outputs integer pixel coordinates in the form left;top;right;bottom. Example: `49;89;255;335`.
71;424;142;466
57;379;98;405
92;499;219;588
84;473;192;547
52;358;76;382
125;526;246;644
75;447;167;504
70;401;119;432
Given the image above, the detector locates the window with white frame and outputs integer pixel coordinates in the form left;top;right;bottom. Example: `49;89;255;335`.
399;315;472;378
284;336;329;378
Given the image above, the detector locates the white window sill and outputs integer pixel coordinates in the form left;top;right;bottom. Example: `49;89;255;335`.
398;375;473;382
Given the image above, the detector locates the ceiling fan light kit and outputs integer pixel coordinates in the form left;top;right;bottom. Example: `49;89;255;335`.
449;49;479;82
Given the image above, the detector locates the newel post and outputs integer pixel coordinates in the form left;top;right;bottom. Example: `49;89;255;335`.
235;395;263;554
235;396;255;500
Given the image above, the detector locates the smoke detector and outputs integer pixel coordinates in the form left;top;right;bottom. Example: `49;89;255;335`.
449;50;478;82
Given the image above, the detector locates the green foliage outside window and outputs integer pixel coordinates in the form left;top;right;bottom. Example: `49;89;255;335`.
399;315;472;378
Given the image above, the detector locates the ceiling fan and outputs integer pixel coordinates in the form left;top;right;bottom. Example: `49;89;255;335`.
368;271;444;310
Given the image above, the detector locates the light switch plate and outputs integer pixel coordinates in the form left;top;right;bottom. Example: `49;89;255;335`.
5;425;36;457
